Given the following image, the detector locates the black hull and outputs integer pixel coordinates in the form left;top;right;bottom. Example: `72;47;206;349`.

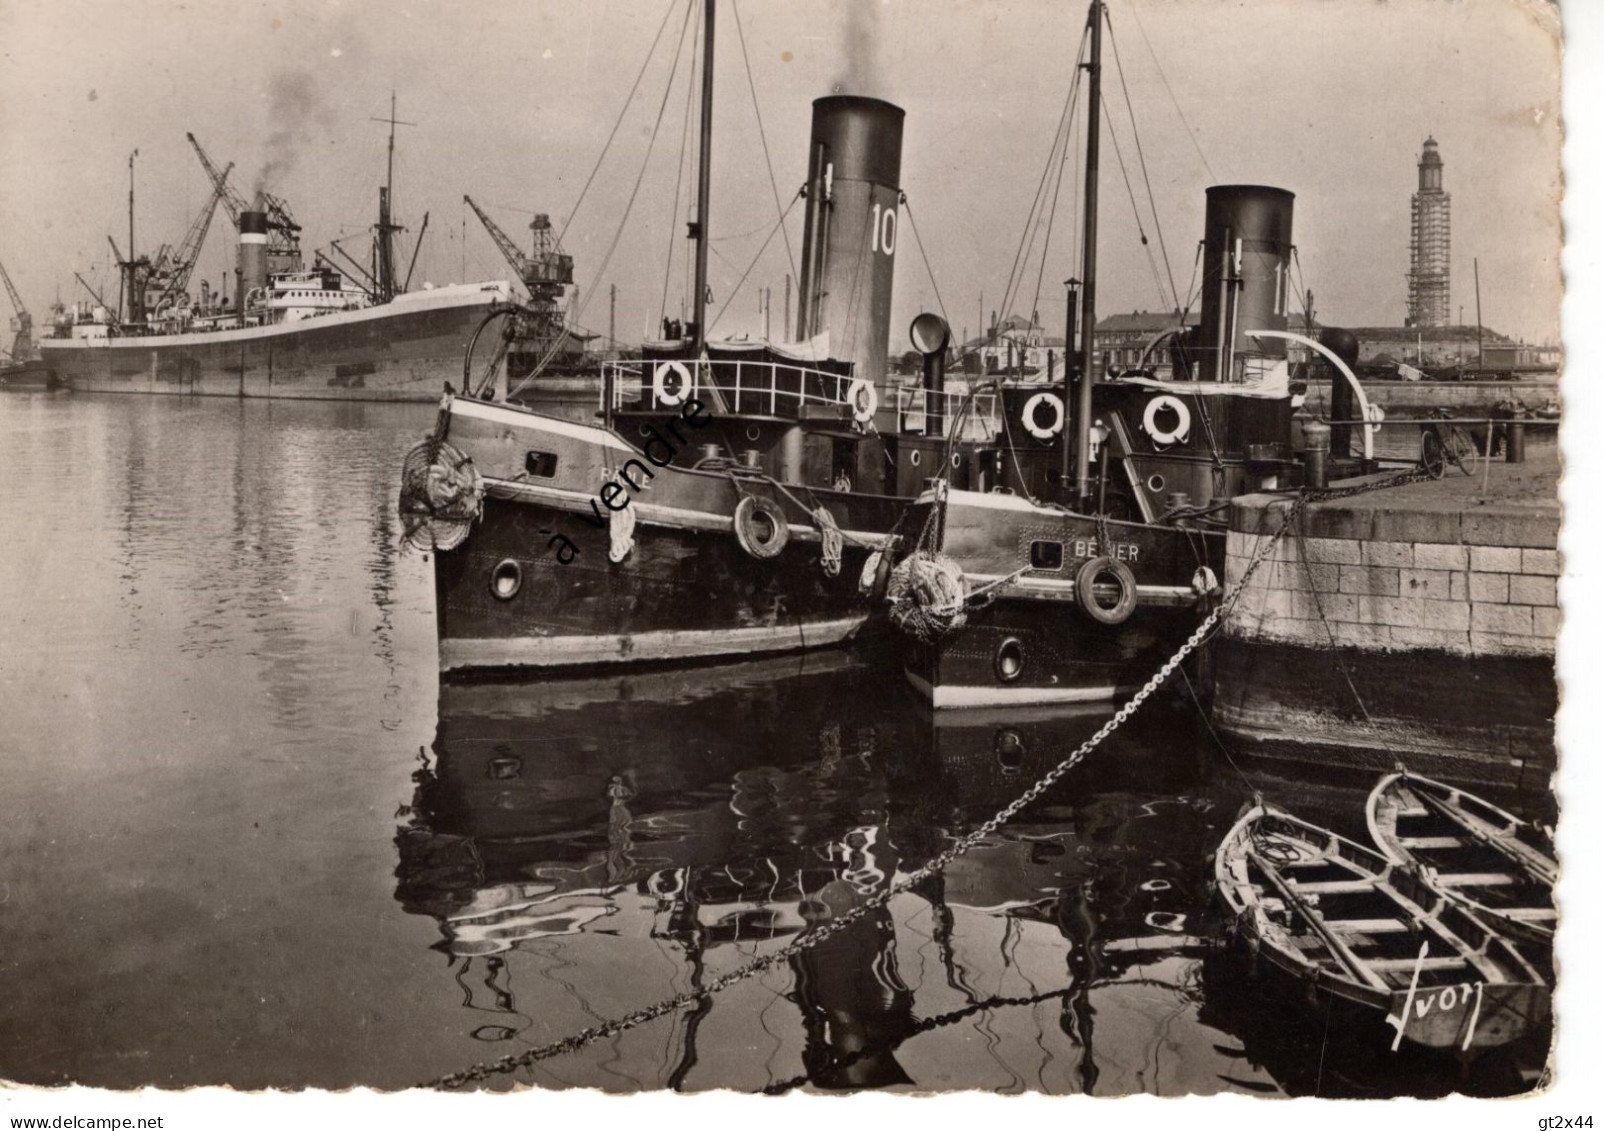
434;492;880;671
893;489;1224;707
905;598;1207;708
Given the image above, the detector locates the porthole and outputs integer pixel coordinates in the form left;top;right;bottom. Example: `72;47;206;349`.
994;727;1026;773
745;425;762;442
994;636;1025;683
1147;474;1166;493
909;449;922;467
490;559;522;601
952;452;963;469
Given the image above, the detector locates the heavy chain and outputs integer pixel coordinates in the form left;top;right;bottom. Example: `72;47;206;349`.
421;470;1428;1090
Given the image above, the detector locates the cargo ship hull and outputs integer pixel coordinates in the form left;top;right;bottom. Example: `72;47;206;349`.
39;282;511;403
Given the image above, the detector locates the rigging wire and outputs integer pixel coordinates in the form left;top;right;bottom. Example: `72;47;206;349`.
900;195;954;339
556;0;685;249
1106;6;1179;313
510;0;696;397
732;0;800;291
997;27;1088;331
659;3;702;328
1102;97;1171;313
1028;64;1085;327
706;191;801;333
1122;0;1215;181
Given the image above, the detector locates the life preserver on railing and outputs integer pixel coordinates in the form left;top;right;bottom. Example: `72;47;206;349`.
652;360;692;406
733;494;789;559
1141;394;1191;446
1021;392;1065;441
847;379;879;424
1075;555;1138;625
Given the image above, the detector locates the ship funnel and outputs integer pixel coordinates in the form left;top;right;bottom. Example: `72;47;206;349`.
796;95;904;391
238;195;270;311
1195;185;1294;383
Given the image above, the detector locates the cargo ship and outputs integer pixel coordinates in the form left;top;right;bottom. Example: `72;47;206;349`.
40;119;518;403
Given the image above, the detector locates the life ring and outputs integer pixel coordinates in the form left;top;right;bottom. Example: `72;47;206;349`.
652;360;693;406
1075;555;1138;625
847;378;879;424
1142;394;1191;445
733;494;789;559
1022;391;1065;440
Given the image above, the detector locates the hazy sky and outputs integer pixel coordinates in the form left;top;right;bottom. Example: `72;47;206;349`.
0;0;1563;347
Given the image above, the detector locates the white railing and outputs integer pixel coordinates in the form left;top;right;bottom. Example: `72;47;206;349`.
893;385;1000;441
604;358;860;416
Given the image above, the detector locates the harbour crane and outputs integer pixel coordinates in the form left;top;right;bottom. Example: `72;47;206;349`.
0;255;33;360
463;196;578;362
463;195;573;303
147;163;233;316
186;132;304;273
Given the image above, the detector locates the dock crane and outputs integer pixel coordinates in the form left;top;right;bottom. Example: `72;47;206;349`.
0;255;33;361
463;196;573;303
146;163;233;317
463;196;574;354
186;132;305;275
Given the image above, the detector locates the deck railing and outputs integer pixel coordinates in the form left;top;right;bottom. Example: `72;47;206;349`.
604;357;858;418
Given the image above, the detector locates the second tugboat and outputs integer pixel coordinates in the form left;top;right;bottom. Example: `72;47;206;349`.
883;0;1379;707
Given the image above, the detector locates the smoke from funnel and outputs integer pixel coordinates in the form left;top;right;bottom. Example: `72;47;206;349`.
832;4;882;94
256;68;334;194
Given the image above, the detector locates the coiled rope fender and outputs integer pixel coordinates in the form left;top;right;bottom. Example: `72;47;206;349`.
733;494;789;559
398;437;484;552
886;551;969;644
608;501;636;564
813;507;843;577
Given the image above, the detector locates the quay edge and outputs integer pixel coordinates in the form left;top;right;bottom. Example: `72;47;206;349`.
1212;459;1559;790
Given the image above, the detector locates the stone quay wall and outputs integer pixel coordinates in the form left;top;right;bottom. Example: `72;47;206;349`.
1224;492;1559;659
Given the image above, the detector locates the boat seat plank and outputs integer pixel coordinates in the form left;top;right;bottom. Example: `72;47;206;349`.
1286;879;1377;894
1435;872;1517;887
1369;956;1469;972
1397;836;1468;849
1326;918;1414;934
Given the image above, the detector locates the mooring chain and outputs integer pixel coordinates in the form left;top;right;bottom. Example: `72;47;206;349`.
420;473;1431;1090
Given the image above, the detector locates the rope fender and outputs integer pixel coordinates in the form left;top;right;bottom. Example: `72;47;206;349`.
398;437;484;552
886;551;969;645
813;506;843;577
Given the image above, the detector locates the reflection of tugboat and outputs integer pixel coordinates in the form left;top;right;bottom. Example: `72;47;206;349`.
398;656;1284;1093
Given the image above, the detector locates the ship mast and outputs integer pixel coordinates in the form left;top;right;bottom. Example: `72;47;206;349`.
690;0;715;352
1072;0;1103;507
372;93;413;302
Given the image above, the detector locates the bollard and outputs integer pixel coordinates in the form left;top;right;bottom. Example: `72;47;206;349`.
1302;421;1331;489
1506;417;1527;464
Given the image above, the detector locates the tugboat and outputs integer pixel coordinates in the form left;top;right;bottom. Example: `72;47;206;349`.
883;1;1378;708
401;2;998;672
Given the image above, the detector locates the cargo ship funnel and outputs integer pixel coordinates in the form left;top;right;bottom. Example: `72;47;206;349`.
796;96;904;390
237;197;270;312
1195;185;1294;383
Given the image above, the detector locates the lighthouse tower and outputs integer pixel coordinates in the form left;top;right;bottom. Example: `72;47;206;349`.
1407;137;1451;328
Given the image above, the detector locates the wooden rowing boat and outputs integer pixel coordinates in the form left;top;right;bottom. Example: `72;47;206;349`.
1366;771;1557;947
1215;802;1549;1052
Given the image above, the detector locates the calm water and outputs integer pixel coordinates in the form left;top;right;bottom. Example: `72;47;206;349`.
0;393;1547;1095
